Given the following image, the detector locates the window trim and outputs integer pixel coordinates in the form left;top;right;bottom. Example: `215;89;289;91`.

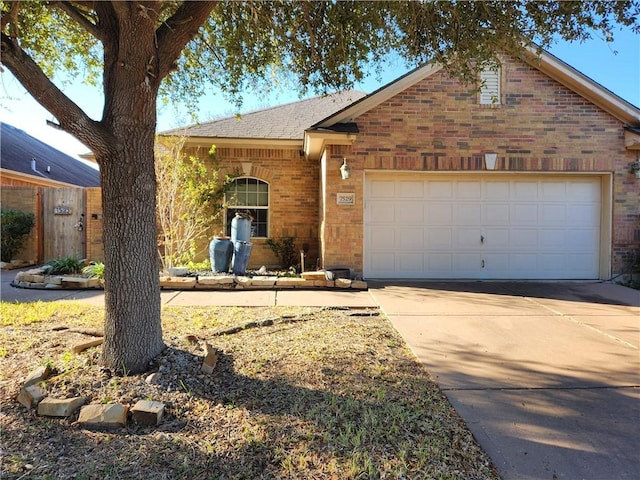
224;177;270;238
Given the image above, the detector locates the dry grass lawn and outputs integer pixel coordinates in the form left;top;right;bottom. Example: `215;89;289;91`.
0;302;500;479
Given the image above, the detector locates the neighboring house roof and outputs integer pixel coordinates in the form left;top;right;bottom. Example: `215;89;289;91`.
1;122;100;187
313;47;640;129
163;90;366;141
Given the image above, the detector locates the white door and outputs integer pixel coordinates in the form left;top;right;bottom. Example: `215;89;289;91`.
364;174;601;279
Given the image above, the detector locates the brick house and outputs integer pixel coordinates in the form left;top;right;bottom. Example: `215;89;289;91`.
173;49;640;280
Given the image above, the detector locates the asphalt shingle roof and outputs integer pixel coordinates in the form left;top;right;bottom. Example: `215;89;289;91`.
1;122;100;187
163;90;367;140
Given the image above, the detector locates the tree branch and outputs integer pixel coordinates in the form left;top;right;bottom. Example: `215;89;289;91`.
53;1;104;41
0;32;114;156
155;1;218;79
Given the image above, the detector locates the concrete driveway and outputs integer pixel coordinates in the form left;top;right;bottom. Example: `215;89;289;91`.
370;281;640;480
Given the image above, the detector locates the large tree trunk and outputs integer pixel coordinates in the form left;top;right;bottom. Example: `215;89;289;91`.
97;5;165;374
99;128;164;374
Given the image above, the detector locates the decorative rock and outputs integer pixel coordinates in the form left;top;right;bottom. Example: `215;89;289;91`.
17;385;48;409
314;280;335;287
38;397;86;417
14;272;30;282
145;373;161;385
197;276;235;285
350;280;368;290
235;276;252;287
0;261;8;269
46;276;62;285
23;365;52;387
201;343;218;374
30;275;45;284
251;277;276;287
276;278;308;287
71;338;104;354
60;276;89;288
301;271;327;280
45;283;62;289
159;276;197;289
78;403;128;428
335;278;352;288
131;400;165;426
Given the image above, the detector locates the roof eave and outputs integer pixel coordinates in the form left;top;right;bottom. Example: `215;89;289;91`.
303;130;359;161
182;136;303;149
0;168;94;188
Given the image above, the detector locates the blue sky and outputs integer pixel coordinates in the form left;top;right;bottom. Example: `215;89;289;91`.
1;28;638;162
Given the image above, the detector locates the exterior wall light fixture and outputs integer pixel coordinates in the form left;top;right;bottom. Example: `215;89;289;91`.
340;158;351;180
484;153;498;170
628;159;640;178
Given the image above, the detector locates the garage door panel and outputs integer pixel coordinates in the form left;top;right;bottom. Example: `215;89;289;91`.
485;229;512;249
397;180;424;198
569;181;600;200
364;175;601;279
427;228;453;248
455;228;482;248
398;253;424;272
398;229;423;249
484;181;510;199
367;201;395;222
369;179;395;198
511;204;539;225
541;181;567;199
567;229;599;250
513;181;539;200
428;182;453;199
541;204;566;224
428;204;453;224
457;181;482;199
566;204;599;226
456;204;482;224
483;204;510;225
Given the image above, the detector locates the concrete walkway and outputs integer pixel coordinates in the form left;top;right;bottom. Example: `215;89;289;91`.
369;281;640;480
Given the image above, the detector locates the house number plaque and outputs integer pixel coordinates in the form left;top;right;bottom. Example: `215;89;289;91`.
53;206;72;215
337;193;355;206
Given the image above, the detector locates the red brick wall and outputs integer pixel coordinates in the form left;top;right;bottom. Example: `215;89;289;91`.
322;55;639;276
188;145;320;270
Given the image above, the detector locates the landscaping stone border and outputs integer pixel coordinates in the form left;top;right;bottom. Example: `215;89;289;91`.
11;268;368;291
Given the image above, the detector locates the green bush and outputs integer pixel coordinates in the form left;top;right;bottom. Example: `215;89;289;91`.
266;237;299;271
82;261;105;279
45;256;85;275
0;209;35;262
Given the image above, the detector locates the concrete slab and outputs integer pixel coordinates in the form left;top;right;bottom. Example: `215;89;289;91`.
372;281;640;480
369;282;550;316
390;314;639;389
275;289;378;307
447;387;640;480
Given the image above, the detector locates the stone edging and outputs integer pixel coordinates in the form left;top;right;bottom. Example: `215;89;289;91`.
12;269;368;291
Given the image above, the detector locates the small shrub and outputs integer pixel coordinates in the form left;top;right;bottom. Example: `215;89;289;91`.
186;259;211;272
82;261;105;279
266;237;299;271
45;256;85;275
0;209;35;262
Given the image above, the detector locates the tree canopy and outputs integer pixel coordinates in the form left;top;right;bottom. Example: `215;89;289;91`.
1;0;638;373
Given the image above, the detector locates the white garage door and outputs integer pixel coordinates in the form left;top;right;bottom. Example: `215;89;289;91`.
364;174;601;279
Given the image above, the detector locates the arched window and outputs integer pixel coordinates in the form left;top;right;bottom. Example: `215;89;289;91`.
225;177;269;237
